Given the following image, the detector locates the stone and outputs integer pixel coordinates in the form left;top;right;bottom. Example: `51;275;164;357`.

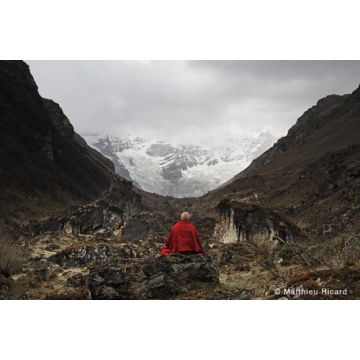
89;253;219;300
217;250;233;265
66;274;87;288
34;267;54;281
49;243;111;268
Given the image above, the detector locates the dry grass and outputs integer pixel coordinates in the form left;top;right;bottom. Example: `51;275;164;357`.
275;235;360;269
0;236;25;277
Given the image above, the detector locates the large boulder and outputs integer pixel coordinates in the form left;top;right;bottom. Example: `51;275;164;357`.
89;254;219;300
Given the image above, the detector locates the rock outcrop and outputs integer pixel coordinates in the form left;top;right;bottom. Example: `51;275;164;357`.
26;180;141;236
214;200;307;245
49;243;112;268
89;254;219;299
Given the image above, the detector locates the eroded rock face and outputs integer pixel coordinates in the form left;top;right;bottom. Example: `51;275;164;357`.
89;254;219;300
28;206;118;236
214;200;307;246
27;180;142;236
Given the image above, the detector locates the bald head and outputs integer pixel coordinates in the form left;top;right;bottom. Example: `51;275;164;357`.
181;212;191;221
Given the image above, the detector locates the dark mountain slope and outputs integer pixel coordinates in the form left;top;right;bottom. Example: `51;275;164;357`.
228;91;358;180
0;61;117;227
192;85;360;240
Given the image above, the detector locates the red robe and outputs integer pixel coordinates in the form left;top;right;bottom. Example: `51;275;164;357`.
160;220;205;255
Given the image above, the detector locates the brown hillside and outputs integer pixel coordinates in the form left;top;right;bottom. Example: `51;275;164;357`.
192;85;360;241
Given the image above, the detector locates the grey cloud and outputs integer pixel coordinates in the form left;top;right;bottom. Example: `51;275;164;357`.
25;60;360;144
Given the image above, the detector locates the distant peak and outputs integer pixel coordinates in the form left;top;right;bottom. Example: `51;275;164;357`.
345;83;360;104
315;94;346;108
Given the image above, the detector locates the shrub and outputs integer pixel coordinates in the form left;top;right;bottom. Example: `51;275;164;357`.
0;236;25;277
276;235;360;269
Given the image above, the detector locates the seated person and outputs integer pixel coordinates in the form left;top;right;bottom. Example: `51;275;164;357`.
160;212;205;255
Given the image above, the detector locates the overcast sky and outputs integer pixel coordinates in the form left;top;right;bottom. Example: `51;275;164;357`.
25;60;360;145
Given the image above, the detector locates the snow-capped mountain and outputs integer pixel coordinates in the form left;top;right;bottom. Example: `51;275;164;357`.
83;131;278;198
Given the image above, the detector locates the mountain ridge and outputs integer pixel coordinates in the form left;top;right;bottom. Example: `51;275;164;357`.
84;130;278;197
192;85;360;240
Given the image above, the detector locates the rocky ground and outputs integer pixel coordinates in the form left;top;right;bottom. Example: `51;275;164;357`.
2;192;360;300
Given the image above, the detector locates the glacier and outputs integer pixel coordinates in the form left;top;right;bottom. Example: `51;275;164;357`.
83;131;277;198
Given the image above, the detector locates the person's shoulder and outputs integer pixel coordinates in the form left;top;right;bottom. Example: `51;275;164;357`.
174;220;189;227
185;221;196;228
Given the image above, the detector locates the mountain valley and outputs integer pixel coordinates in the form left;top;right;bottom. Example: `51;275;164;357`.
1;60;360;300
